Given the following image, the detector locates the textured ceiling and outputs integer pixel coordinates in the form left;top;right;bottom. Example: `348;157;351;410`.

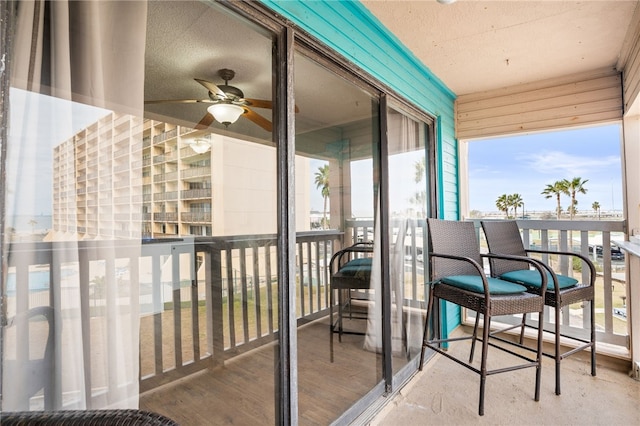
143;1;639;140
363;0;638;95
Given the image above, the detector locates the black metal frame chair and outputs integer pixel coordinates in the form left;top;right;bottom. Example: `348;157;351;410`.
481;220;596;395
329;241;374;362
419;219;548;416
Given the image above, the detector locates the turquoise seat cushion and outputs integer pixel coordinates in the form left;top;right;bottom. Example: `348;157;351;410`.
337;258;372;279
500;269;578;290
441;275;527;295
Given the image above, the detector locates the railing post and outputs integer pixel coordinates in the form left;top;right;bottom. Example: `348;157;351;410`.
205;242;225;367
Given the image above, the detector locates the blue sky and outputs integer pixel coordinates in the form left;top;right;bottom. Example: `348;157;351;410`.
309;124;624;217
468;124;623;213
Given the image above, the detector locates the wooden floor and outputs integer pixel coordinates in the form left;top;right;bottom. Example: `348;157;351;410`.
139;317;388;425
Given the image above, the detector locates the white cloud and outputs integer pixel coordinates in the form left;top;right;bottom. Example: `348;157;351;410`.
519;151;620;176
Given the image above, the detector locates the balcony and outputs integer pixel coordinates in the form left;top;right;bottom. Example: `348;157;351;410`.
181;211;212;222
153;212;179;222
5;219;632;424
181;188;212;200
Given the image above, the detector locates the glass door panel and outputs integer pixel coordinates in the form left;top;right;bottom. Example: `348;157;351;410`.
294;52;382;422
140;2;278;424
386;106;431;374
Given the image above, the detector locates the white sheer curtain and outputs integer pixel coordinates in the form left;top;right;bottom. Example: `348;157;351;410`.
3;0;147;410
364;114;421;355
363;209;407;355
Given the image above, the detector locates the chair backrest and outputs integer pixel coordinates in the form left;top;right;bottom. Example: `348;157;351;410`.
481;220;532;276
427;219;482;280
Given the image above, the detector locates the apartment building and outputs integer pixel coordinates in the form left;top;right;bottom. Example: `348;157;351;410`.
53;114;310;240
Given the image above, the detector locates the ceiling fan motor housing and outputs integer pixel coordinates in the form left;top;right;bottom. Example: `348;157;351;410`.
217;68;244;100
217;85;244;100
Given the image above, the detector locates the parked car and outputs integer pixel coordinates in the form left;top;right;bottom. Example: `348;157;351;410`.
589;244;625;260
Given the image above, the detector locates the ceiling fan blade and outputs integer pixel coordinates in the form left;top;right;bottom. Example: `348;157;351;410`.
244;98;272;109
195;112;214;130
243;107;272;132
145;99;214;104
244;98;300;113
195;78;227;98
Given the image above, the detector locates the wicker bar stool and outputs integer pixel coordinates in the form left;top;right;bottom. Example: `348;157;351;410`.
419;219;548;416
481;220;596;395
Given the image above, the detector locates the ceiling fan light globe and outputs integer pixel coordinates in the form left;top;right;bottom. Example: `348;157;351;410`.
188;138;211;154
208;103;244;126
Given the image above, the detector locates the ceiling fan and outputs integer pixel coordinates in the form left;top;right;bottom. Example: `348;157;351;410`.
145;68;273;132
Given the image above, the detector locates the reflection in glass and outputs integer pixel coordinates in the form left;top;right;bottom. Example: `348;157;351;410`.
7;0;148;411
295;51;381;422
385;107;430;374
5;1;279;423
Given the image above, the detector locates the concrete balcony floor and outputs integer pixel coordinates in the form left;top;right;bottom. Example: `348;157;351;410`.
371;329;640;425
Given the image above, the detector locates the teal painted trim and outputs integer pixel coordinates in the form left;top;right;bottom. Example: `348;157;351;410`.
438;300;460;347
259;1;456;116
260;0;460;219
445;301;461;335
435;113;461;337
435;115;446;219
439;299;448;348
258;0;462;338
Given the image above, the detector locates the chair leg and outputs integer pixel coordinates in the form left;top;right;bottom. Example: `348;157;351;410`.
469;311;480;363
338;289;344;342
555;305;561;395
590;298;597;376
535;308;544;402
330;285;334;362
419;288;436;371
519;313;527;345
478;314;491;416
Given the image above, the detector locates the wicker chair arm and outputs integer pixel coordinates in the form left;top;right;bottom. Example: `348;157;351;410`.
482;253;548;295
525;248;596;286
430;252;491;299
329;242;374;273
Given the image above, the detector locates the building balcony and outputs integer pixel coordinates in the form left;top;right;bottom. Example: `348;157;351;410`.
153;212;179;222
181;167;210;179
181;188;212;200
181;212;212;223
153;191;178;201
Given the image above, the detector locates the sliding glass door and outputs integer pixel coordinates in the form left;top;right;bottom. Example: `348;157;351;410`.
294;51;383;423
385;105;434;377
3;1;437;423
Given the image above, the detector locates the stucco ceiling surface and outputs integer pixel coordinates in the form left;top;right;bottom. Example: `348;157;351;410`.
362;0;638;95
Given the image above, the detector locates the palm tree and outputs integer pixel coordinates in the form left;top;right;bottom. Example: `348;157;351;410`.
563;177;588;220
28;218;37;234
414;157;426;183
508;193;523;218
90;275;106;299
413;158;427;217
542;181;568;219
592;201;601;220
496;194;509;218
314;164;330;229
